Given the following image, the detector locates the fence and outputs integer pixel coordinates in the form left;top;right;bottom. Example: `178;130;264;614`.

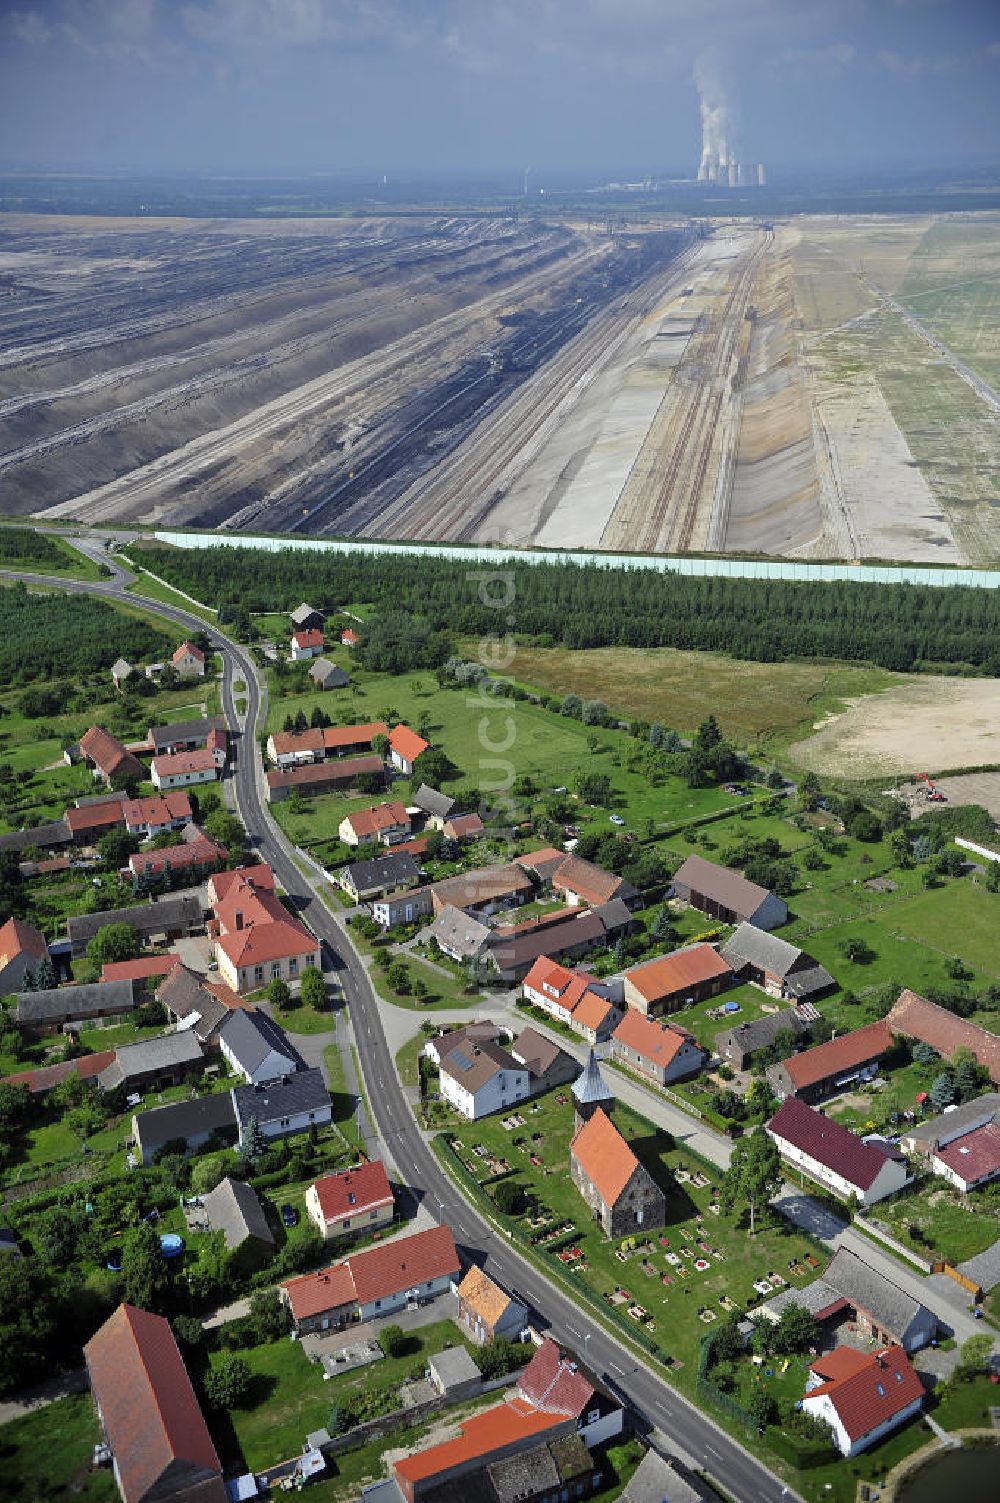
854;1215;933;1273
931;1261;983;1299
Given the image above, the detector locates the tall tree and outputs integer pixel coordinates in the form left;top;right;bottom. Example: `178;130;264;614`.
720;1127;782;1236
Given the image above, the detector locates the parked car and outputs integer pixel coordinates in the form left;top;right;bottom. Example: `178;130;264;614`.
610;814;625;826
280;1204;298;1228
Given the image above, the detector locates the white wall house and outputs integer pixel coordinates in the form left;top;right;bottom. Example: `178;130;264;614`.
768;1098;909;1208
438;1046;531;1121
151;751;219;790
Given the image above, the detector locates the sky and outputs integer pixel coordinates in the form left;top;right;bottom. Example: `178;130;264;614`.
0;0;997;179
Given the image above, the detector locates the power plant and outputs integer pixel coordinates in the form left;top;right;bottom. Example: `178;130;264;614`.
694;55;765;187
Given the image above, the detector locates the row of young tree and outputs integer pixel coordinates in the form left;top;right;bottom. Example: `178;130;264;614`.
0;584;174;689
132;543;1000;675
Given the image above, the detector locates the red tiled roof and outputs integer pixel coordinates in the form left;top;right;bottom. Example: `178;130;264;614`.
83;1304;222;1503
292;629;324;650
266;755;382;792
312;1160;394;1223
768;1098;899;1192
889;989;1000;1086
122;791;192;827
341;628;360;646
268;727;326;758
0;917;48;966
209;864;274;903
281;1261;358;1322
347;1223;458;1306
101;956;179;984
570;1107;640;1208
625;944;731;1005
571;990;615;1032
553;854;623;906
281;1224;458;1322
217;917;317;969
523;956;592;1009
781;1020;894;1092
128;836;225;878
151;749;217;778
612;1009;699;1070
389;724;429;763
392;835;432;858
805;1345;922;1444
323;721;388;750
936;1121;1000;1184
517;1338;596;1419
809;1347;875;1383
394;1398;565;1487
172;641;205;665
65;801;126;835
343;801;410;839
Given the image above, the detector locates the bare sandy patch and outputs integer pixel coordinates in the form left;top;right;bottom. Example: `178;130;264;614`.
790;677;1000;779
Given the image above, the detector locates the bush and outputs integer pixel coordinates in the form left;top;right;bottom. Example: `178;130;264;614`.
204;1354;253;1409
380;1324;407;1358
476;1337;524;1379
492;1178;526;1216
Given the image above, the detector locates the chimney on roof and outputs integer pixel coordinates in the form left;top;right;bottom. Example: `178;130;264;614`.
234;910;243;930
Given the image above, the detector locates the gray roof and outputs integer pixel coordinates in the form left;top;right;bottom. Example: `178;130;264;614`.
343;851;420;894
220;1010;303;1078
427;1344;480;1391
427;904;492;958
439;1039;522;1094
674;854;775;915
716;1007;810;1057
824;1247;934;1340
412;784;456;820
0;820;72;853
132;1090;236;1152
432;1021;502;1060
233;1066;330;1128
722;923;834;999
290;603;323;627
621;1450;715;1503
99;1030;204;1089
16;980;136;1025
202;1176;275;1251
158;963;208;1016
309;658;349;688
68;895;203;956
590;897;634;932
149;717;226;753
903;1092;1000;1149
572;1049;615;1107
759;1278;844;1323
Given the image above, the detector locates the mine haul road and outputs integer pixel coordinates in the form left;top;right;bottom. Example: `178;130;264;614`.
0;554;800;1503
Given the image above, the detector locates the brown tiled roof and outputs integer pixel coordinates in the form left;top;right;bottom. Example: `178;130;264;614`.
936;1121;1000;1183
0;917;48;966
342;800;409;839
83;1304;223;1503
673;853;774;914
323;721;387;750
394;1399;566;1487
625;944;731;1004
3;1050;115;1094
570;1107;639;1208
79;725;143;780
432;864;534;909
65;801;126;835
888;989;1000;1085
781;1020;894;1091
266;755;382;792
552;855;623;906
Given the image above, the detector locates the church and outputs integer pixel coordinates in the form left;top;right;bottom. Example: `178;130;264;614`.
568;1051;668;1238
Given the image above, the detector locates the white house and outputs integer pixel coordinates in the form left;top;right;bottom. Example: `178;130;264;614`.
232;1068;331;1144
218;1010;303;1085
767;1098;909;1208
151;749;219;790
122;791;193;839
932;1122;1000;1193
438;1039;530;1120
387;724;429;776
802;1346;924;1457
290;629;324;660
305;1161;395;1241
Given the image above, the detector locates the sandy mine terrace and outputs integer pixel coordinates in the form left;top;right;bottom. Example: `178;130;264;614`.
790;677;1000;779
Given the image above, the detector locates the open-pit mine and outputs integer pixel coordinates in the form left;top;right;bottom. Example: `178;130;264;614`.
2;209;999;563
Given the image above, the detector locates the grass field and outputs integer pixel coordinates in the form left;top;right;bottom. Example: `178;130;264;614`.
501;644;899;751
0;1391;115;1503
866;1177;1000;1264
0;527;105;581
205;1319;480;1473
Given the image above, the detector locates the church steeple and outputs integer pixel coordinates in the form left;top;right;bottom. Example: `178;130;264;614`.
572;1049;615;1131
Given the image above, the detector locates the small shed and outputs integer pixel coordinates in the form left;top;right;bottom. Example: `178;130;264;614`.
427;1344;481;1398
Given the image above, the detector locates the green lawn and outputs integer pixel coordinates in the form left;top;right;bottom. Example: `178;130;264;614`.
441;1088;821;1382
323;1042;364;1148
123;563;219;623
865;1177;1000;1264
0;527;106;581
394;1031;426;1091
206;1319;479;1473
0;1391;116;1503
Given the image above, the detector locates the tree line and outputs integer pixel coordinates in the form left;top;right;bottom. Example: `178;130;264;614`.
130;543;1000;675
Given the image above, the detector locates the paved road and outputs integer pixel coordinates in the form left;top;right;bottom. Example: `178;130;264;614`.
5;556;798;1503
